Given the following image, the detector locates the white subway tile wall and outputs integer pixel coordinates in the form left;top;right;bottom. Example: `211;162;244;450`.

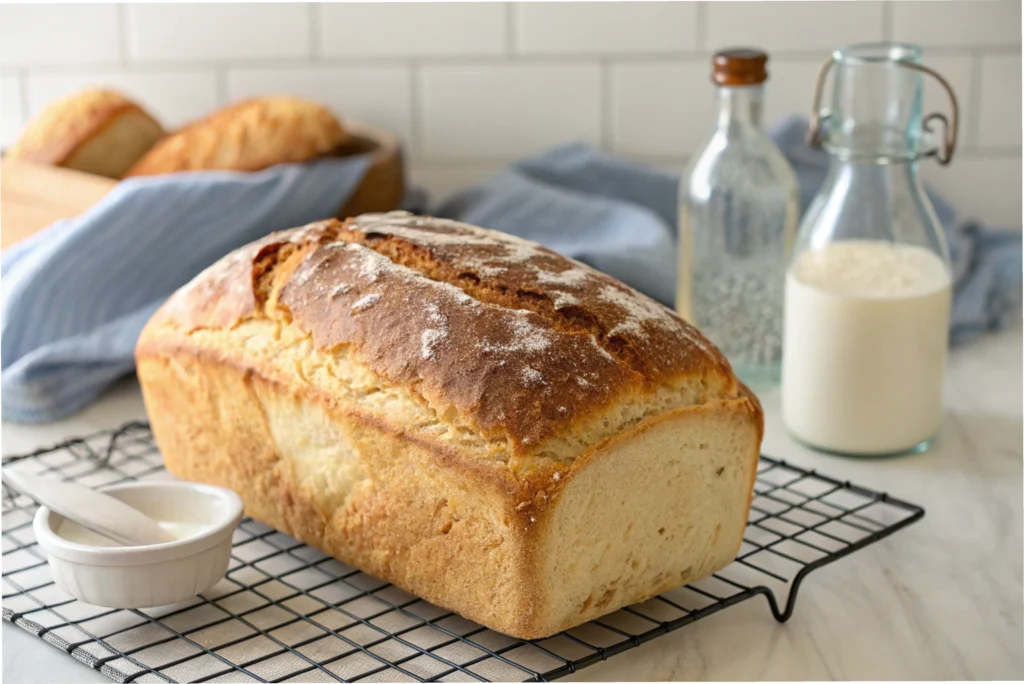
126;4;312;61
611;61;714;157
515;2;698;54
0;1;1019;226
923;155;1023;228
891;0;1022;49
705;1;885;53
978;53;1023;148
318;3;507;57
0;4;120;67
420;63;602;158
0;74;23;144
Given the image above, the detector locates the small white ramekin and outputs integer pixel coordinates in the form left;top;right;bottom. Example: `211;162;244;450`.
34;481;243;609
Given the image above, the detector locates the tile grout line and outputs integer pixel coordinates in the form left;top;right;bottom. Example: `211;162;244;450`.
409;60;424;162
695;1;707;52
17;68;30;122
965;145;1023;158
215;67;228;107
117;3;131;64
881;1;893;42
505;2;516;57
600;59;612;153
7;46;1019;74
308;3;322;61
965;49;984;151
16;61;229;76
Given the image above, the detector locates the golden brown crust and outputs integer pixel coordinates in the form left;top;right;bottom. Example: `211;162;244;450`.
138;350;542;635
735;381;764;518
136;212;764;638
149;213;739;464
124;96;347;176
336;213;732;384
6;88;163;168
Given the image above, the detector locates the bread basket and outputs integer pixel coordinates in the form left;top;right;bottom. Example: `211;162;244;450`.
334;120;405;218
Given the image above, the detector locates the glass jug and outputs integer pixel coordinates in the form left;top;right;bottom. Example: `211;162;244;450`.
781;43;959;457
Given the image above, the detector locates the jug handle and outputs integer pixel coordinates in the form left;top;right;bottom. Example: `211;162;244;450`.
806;56;960;165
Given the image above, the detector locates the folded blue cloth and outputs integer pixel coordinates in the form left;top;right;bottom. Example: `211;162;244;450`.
3;116;1019;423
2;157;371;423
438;117;1022;343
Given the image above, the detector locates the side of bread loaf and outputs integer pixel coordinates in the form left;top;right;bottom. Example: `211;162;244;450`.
136;212;762;638
7;88;164;179
125;96;346;177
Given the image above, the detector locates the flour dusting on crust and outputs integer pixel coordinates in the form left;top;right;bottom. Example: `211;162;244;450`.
552;292;581;309
421;303;450;360
329;283;351;299
481;313;553;356
593;285;677;342
352;212;549;277
521;367;545;386
351;293;381;312
534;266;593;288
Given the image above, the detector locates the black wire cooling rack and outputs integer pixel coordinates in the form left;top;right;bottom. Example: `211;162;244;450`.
2;422;924;683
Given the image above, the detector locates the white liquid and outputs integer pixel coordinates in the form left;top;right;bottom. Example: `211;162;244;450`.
57;519;209;547
782;241;951;455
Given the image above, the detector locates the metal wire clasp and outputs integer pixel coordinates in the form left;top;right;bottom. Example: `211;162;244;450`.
806;55;960;165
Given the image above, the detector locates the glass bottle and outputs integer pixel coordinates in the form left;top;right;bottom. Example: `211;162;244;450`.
781;43;959;457
677;48;799;391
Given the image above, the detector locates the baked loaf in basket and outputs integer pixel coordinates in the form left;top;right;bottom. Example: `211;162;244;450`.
6;88;164;179
125;95;347;177
136;211;762;639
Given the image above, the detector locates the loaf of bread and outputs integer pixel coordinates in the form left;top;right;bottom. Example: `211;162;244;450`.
125;96;346;177
136;211;762;639
6;88;164;179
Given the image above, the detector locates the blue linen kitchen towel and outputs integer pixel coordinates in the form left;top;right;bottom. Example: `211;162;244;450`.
2;156;372;423
3;116;1019;423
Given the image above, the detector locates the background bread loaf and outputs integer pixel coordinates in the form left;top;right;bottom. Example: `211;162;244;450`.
125;95;347;177
6;88;164;179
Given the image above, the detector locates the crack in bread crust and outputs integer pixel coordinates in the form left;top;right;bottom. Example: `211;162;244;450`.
337;212;726;380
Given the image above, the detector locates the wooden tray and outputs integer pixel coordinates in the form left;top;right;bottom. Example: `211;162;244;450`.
0;159;117;249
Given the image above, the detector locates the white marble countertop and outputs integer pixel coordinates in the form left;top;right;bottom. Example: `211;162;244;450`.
4;324;1022;682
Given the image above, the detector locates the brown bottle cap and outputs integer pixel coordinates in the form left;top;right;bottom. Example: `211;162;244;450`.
713;48;769;86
